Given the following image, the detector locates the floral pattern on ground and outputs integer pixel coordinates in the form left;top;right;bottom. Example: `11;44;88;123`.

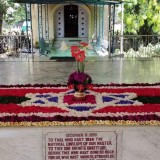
20;90;142;113
0;84;159;126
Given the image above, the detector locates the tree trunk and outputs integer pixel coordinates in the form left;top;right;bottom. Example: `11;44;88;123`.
0;12;3;35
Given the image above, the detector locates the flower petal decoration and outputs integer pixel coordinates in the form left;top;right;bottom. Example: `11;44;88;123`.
0;84;160;126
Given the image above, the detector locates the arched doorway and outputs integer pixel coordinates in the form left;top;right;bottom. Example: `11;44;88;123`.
64;5;78;37
55;4;89;38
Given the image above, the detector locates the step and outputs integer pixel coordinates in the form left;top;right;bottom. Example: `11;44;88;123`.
53;38;88;49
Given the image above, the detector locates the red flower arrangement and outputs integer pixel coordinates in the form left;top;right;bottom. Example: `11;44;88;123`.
68;42;93;92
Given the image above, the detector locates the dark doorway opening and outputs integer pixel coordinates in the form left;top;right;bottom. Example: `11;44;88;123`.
64;5;78;37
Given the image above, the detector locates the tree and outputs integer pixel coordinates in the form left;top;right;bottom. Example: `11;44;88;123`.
0;0;8;34
123;0;160;35
0;0;25;34
5;4;25;26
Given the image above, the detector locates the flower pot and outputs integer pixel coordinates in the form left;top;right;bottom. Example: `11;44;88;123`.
74;91;86;101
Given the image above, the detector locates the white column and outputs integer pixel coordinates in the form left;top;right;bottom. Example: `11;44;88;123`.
120;3;124;54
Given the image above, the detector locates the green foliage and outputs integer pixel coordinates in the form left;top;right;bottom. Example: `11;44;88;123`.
0;0;8;14
5;3;25;25
124;0;160;35
0;1;25;34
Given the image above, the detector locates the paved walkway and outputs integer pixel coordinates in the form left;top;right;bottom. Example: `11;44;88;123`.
0;56;159;85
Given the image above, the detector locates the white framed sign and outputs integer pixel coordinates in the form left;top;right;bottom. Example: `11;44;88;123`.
43;127;122;160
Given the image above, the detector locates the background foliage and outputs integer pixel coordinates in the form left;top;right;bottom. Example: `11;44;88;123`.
123;0;160;35
0;0;25;34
